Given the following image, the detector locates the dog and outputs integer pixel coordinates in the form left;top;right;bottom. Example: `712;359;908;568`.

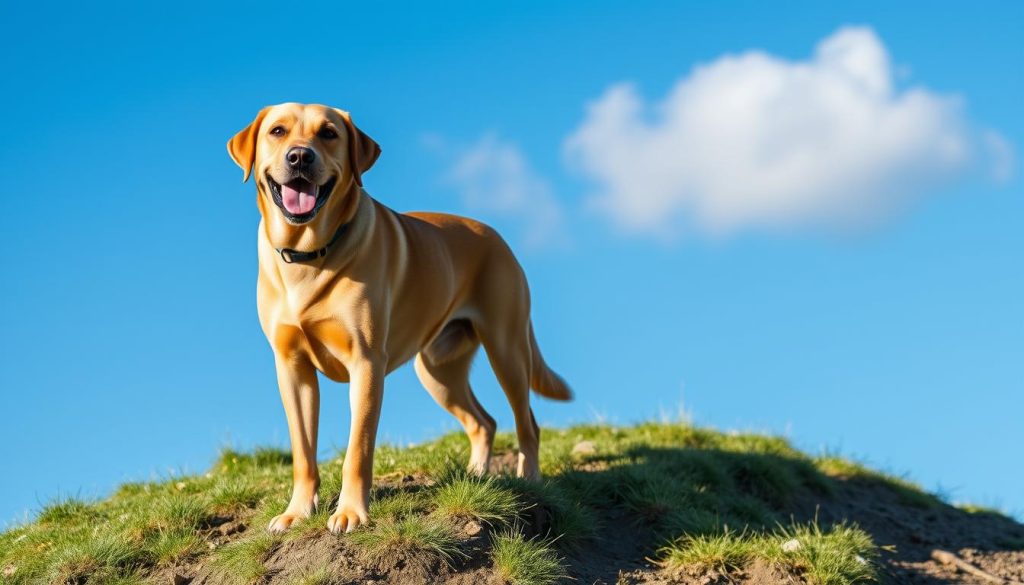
227;103;572;534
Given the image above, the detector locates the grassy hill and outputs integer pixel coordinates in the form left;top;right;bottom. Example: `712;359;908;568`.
2;422;1022;585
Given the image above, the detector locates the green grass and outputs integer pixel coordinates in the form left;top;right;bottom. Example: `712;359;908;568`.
662;530;755;572
287;566;337;585
432;473;521;524
211;533;280;584
149;530;204;565
210;479;265;513
496;475;599;548
782;522;877;585
371;488;430;521
814;454;938;508
491;531;568;585
151;492;214;531
36;496;98;524
2;421;971;584
956;502;1010;517
0;462;278;583
661;521;877;585
44;532;150;584
348;515;464;567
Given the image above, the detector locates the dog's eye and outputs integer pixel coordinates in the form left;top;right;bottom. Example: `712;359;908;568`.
269;125;287;137
318;127;339;140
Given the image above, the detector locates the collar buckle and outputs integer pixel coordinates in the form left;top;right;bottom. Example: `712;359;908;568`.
277;248;297;264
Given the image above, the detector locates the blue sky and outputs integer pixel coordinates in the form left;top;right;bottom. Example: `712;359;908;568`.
1;1;1021;525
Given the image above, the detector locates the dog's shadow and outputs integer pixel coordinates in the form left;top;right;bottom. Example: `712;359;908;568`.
364;441;1024;584
556;444;1024;584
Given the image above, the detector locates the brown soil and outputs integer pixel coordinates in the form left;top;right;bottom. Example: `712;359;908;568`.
152;451;1024;585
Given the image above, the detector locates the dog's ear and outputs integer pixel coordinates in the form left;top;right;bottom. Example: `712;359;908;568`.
336;109;381;187
227;107;270;183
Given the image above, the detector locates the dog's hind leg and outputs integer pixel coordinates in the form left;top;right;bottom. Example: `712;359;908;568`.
415;341;496;474
480;327;541;480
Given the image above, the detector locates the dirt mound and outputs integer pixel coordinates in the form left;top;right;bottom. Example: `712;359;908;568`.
2;424;1022;585
143;453;1024;585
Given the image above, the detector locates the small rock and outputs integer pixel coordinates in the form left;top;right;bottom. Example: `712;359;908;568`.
782;538;801;552
172;573;191;585
3;565;16;577
207;542;217;550
572;440;596;455
175;482;187;491
464;520;483;536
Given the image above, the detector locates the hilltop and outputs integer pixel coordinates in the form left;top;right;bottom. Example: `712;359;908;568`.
2;423;1022;585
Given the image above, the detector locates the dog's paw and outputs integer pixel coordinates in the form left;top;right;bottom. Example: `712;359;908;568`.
266;492;318;533
327;502;370;534
516;453;542;481
267;512;307;533
466;459;489;476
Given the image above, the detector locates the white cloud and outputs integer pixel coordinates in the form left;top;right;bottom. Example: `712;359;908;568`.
982;130;1015;184
444;134;564;248
565;26;1012;237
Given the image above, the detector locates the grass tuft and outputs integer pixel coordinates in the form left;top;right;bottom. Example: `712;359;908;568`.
211;533;279;585
370;489;430;522
210;479;265;513
287;566;337;585
779;522;877;585
36;496;97;524
218;446;293;473
661;529;755;572
150;493;212;532
661;521;877;585
491;531;567;585
46;532;149;584
149;530;204;566
348;515;464;567
432;473;520;524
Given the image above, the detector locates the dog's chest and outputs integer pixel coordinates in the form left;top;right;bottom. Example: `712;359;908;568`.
305;319;355;382
273;317;354;382
261;277;365;383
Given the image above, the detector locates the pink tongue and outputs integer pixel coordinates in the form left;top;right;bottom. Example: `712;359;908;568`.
281;180;317;215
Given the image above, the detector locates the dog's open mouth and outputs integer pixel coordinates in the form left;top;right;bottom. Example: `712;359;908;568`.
266;174;338;223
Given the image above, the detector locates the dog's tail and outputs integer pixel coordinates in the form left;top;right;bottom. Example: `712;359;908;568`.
529;323;573;401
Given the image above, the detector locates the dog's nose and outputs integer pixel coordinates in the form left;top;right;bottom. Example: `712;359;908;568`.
286;147;316;169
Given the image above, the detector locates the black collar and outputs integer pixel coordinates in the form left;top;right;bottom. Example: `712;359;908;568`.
275;222;349;264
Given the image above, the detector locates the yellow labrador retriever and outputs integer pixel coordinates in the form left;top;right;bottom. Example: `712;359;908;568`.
227;103;571;534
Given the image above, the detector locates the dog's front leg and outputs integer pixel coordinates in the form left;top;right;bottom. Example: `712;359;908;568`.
267;354;321;533
328;355;386;533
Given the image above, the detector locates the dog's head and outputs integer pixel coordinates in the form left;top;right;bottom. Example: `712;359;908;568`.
227;103;380;225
